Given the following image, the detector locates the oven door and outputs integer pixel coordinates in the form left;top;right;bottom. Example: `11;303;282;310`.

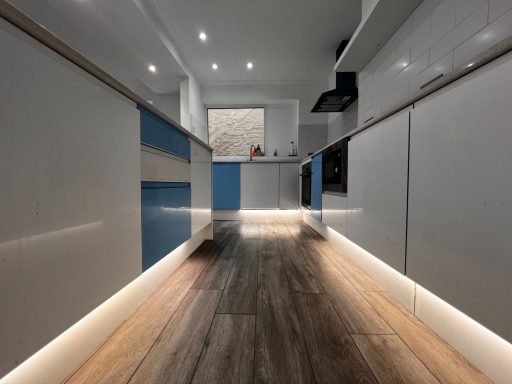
301;163;312;209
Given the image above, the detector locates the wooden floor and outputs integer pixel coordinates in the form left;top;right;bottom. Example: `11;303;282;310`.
65;221;492;384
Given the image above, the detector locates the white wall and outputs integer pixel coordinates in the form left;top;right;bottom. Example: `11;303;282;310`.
203;82;328;157
202;82;328;126
298;124;327;159
151;91;180;123
265;101;299;157
0;20;141;377
358;0;512;125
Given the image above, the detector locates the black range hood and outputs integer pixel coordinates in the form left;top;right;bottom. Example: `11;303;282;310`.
311;72;358;113
311;40;358;113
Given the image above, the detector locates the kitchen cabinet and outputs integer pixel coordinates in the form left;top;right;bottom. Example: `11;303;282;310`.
347;109;409;273
279;163;299;209
311;154;322;221
322;193;347;236
241;163;279;209
140;107;190;159
407;51;512;341
191;141;212;235
141;182;191;271
212;163;240;209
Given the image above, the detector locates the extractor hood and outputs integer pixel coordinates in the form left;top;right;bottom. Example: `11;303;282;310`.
311;40;358;113
311;72;358;113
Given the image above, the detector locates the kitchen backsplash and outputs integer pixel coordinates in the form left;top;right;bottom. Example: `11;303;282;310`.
357;0;512;125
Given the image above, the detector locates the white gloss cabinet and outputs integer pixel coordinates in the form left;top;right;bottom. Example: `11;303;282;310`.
347;109;410;273
0;21;141;376
322;193;348;236
191;141;212;235
241;163;279;209
279;163;299;209
407;51;512;342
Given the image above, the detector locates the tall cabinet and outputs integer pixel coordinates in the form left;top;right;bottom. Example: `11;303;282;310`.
407;52;512;341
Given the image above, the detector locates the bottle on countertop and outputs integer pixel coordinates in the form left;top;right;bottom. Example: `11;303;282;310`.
256;144;262;156
289;141;297;156
273;149;278;156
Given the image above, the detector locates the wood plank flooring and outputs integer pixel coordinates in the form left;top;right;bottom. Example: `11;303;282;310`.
65;221;491;384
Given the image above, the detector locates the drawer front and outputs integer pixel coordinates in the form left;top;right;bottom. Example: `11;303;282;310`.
141;145;190;183
141;182;191;270
140;107;190;159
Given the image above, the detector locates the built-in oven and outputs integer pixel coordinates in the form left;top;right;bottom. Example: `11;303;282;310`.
322;137;348;194
300;161;312;209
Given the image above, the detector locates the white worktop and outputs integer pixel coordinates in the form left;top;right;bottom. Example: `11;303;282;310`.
213;156;301;163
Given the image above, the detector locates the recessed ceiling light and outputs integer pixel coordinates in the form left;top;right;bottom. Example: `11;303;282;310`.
148;64;156;73
212;63;218;70
199;31;207;41
246;62;253;70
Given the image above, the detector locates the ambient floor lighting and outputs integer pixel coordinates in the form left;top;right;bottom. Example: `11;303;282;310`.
304;214;512;383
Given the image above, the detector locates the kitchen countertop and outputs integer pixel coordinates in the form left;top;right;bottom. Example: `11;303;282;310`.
213;156;302;163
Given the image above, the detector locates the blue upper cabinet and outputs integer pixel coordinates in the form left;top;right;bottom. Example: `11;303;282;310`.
311;153;322;221
213;163;240;209
141;182;191;271
140;107;190;159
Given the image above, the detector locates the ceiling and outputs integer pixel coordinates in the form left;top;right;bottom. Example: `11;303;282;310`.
8;0;361;92
152;0;361;83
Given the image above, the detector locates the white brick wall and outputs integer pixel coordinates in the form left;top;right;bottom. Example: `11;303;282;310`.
358;0;512;125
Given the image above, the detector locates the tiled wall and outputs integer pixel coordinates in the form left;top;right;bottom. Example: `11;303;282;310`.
358;0;512;125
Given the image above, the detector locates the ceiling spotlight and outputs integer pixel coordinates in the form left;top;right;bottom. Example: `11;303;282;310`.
148;64;156;73
212;63;218;70
199;31;207;41
246;62;253;70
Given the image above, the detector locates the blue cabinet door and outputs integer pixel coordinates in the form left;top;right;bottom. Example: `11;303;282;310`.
213;163;240;209
311;154;322;221
141;182;191;271
140;107;190;159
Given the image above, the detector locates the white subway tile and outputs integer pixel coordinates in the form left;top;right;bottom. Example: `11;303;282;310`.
489;0;512;21
456;0;488;24
412;6;456;60
381;83;409;112
431;0;458;24
429;3;488;63
454;7;512;67
358;89;373;115
409;51;454;94
395;50;430;89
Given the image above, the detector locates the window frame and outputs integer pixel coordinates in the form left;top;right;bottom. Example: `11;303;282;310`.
206;105;267;156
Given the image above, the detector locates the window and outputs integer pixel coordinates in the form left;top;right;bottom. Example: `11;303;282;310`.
208;108;264;156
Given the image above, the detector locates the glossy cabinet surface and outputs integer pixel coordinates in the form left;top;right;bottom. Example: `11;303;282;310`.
212;163;241;209
347;110;409;273
191;141;212;235
141;182;191;271
141;145;190;183
311;154;323;221
322;193;347;236
140;107;190;159
279;163;299;209
241;163;279;209
407;52;512;341
0;22;141;376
